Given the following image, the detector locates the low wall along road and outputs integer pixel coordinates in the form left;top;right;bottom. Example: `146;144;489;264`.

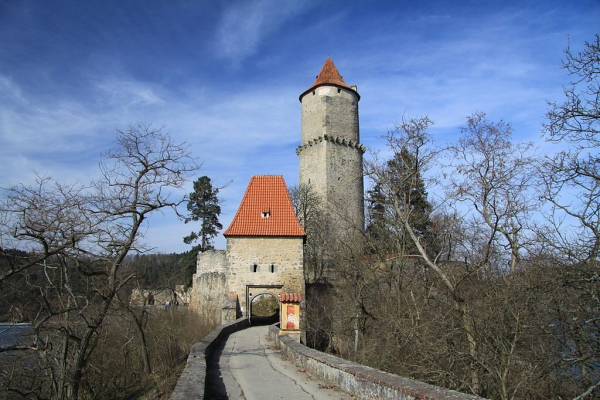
170;318;484;400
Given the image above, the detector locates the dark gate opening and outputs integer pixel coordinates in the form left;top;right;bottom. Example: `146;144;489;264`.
249;293;279;326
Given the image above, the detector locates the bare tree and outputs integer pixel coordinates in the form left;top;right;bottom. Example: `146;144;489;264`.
542;34;599;263
365;117;490;393
539;34;600;398
446;112;538;274
289;183;331;283
0;125;199;399
365;116;539;397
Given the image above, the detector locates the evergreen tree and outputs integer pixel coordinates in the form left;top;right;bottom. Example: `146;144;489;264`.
183;176;222;252
365;182;387;250
366;147;435;256
387;147;433;238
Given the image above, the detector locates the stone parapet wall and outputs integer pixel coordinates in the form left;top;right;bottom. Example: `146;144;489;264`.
169;317;250;400
268;325;485;400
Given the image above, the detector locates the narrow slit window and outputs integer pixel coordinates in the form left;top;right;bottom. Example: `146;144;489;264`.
270;264;276;273
252;264;258;273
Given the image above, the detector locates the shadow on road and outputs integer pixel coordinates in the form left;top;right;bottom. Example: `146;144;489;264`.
205;333;229;400
249;314;278;326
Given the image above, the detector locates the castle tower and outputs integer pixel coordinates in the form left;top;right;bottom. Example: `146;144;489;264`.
297;58;365;239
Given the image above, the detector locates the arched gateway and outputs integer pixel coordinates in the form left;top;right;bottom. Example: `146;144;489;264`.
190;176;306;326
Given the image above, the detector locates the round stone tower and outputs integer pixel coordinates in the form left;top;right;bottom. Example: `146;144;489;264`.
297;58;365;239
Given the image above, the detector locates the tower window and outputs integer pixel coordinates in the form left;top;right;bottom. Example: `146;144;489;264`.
270;264;276;273
251;264;258;273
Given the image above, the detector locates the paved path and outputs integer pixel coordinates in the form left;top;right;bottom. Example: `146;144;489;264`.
205;326;353;400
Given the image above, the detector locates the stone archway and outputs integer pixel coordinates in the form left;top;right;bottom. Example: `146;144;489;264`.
250;293;279;324
246;285;282;325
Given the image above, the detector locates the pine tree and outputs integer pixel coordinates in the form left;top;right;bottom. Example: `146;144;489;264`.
183;176;222;252
367;147;435;256
387;148;433;239
365;182;387;250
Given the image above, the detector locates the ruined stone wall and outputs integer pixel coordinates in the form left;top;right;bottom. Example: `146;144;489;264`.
188;272;228;327
226;236;304;314
189;250;230;324
129;287;190;307
196;249;228;274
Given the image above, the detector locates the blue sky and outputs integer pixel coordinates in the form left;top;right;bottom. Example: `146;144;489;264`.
1;0;598;253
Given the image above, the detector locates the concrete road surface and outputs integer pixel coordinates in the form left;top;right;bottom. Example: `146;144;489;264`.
205;325;353;400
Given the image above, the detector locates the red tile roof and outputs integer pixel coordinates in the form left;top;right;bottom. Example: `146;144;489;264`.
311;57;350;89
279;293;303;303
299;57;359;101
224;176;306;237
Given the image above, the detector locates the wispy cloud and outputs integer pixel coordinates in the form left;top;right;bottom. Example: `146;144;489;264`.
215;0;310;65
95;78;165;107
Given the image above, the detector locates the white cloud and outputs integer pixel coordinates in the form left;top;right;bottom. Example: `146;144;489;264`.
215;0;309;65
0;75;27;106
0;67;305;252
95;78;165;107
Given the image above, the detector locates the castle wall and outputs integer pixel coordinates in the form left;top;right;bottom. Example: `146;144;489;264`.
130;287;190;307
196;249;228;274
226;236;304;314
189;272;228;327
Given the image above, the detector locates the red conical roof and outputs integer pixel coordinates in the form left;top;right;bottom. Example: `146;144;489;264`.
311;57;350;89
299;57;359;101
224;176;306;237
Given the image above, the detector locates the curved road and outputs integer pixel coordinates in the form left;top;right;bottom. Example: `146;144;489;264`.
206;326;352;400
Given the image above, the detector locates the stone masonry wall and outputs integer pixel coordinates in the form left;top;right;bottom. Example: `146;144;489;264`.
298;140;327;200
327;141;365;232
169;317;250;400
301;86;359;142
226;236;304;314
269;325;484;400
189;272;228;327
196;249;228;274
299;140;365;234
299;84;365;236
